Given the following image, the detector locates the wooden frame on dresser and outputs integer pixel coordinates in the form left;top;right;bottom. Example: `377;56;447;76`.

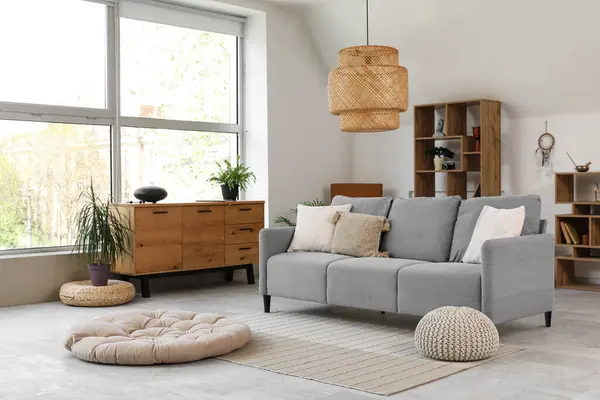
113;201;265;297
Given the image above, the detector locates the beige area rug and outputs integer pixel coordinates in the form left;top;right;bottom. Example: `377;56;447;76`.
218;311;525;396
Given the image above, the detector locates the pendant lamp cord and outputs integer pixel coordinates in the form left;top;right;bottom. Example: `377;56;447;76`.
366;0;370;45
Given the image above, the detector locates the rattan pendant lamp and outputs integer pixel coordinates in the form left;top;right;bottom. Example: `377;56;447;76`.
328;0;408;132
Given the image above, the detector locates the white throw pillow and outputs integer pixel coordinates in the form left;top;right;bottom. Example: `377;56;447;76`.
462;205;525;264
287;204;352;253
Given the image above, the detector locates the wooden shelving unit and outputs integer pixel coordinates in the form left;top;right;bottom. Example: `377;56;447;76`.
413;99;501;198
555;172;600;292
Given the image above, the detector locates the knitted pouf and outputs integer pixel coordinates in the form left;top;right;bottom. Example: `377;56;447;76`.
414;306;499;362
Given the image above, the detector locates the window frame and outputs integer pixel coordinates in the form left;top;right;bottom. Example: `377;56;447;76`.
0;0;245;255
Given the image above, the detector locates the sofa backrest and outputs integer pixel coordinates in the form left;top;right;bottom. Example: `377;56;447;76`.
449;195;542;262
330;195;393;217
382;196;462;262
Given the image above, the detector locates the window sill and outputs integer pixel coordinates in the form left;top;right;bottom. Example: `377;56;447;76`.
0;248;75;260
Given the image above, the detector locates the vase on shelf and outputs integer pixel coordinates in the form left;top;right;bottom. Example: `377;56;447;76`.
473;126;481;152
434;156;444;171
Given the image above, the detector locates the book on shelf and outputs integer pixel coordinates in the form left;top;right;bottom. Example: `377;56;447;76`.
563;222;581;245
560;221;572;244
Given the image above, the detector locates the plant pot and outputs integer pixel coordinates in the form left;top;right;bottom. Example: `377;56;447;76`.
433;156;444;171
88;264;110;287
221;184;239;201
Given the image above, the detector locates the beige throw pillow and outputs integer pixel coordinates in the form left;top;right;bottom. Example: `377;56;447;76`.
330;212;390;257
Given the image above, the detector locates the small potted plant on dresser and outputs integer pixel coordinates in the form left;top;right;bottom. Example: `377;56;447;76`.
425;147;455;171
209;156;256;201
72;181;132;286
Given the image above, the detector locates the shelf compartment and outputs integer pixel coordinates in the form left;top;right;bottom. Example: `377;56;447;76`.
414;106;436;139
555;174;574;203
446;103;467;137
555;216;589;246
446;172;467;197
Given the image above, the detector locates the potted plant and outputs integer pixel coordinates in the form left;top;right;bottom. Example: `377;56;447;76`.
209;156;256;201
425;147;455;171
72;181;132;287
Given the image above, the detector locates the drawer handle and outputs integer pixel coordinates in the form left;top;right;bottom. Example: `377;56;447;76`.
197;210;213;213
239;228;253;232
153;211;168;214
239;247;252;251
239;208;252;212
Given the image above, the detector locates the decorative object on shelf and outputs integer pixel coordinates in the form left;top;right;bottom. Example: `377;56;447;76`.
566;152;591;172
328;0;408;132
559;221;572;244
133;186;168;203
472;126;481;152
563;221;581;244
582;233;590;246
425;147;455;171
595;183;600;201
443;159;456;170
274;199;325;227
72;181;132;287
433;118;445;137
208;156;256;201
536;121;555;167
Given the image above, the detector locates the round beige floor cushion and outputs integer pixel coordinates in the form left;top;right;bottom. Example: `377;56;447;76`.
64;310;251;365
414;306;499;362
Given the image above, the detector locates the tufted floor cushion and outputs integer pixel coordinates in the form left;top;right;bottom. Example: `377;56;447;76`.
64;310;251;365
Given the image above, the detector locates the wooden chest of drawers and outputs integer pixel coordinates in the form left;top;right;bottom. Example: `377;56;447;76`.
113;201;264;296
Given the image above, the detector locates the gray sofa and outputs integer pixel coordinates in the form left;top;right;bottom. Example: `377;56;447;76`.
259;195;554;326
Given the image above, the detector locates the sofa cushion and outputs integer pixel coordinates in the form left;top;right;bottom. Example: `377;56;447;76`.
331;212;390;257
327;258;426;312
266;252;351;303
331;195;393;217
449;195;542;262
382;196;461;262
397;263;482;316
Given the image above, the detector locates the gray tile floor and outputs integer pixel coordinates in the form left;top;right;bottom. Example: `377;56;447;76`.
1;281;600;400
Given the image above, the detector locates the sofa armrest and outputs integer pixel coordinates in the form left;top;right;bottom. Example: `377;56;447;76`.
481;234;554;324
259;227;295;295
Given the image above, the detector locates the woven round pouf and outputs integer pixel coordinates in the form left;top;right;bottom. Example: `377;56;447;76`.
414;306;499;362
60;280;135;307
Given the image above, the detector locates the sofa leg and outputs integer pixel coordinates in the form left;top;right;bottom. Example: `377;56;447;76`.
545;311;552;327
263;295;271;313
544;311;552;328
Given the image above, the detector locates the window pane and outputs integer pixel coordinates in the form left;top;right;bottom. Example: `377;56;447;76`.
120;18;238;123
0;121;111;250
121;128;237;202
0;0;106;108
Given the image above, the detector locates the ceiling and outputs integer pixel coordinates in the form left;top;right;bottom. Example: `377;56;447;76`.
268;0;600;119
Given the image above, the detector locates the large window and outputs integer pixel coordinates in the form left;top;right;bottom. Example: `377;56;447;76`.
0;0;244;252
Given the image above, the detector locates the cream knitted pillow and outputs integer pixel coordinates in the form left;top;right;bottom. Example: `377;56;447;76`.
330;212;390;257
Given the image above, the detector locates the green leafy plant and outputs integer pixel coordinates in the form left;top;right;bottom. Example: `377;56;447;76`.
72;181;132;265
274;199;326;227
425;146;455;159
208;156;256;190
